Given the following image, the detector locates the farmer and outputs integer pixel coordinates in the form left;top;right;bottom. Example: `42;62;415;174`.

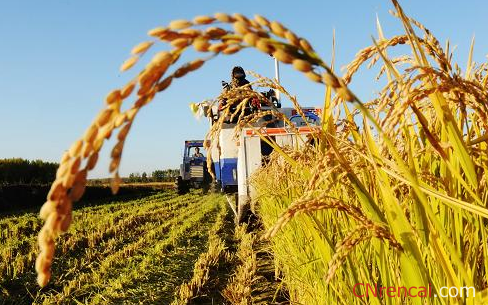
193;147;204;158
219;66;253;115
229;66;250;89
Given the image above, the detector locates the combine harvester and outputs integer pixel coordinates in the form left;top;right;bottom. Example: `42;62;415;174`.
203;80;321;223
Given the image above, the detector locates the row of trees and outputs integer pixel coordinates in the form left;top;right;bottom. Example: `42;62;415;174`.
126;169;179;183
0;158;59;185
0;158;179;185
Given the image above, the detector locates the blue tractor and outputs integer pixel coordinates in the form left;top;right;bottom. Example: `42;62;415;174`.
176;140;211;194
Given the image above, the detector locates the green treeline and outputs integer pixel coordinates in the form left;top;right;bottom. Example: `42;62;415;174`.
0;158;58;185
128;169;179;183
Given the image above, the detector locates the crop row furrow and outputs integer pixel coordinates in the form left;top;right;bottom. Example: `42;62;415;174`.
35;194;216;304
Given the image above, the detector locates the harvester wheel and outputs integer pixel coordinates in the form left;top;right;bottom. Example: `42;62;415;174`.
176;176;188;195
202;181;210;195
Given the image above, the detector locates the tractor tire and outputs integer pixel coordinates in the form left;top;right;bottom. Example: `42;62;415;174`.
201;181;210;195
176;176;188;195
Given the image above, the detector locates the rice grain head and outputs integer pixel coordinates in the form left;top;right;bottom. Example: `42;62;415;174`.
131;41;154;55
193;15;215;25
243;32;259;46
169;19;193;30
254;15;270;27
214;12;235;23
147;27;168;37
256;39;275;55
120;56;139;72
292;59;312;73
223;45;242;55
270;21;287;38
193;38;211;52
273;49;294;64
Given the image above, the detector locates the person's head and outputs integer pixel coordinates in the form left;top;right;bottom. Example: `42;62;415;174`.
195;147;200;153
231;66;246;80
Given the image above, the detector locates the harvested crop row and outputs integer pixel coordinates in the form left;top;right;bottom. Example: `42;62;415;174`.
0;192;186;281
0;190;220;305
85;194;228;304
33;192;212;304
222;225;257;304
172;193;231;304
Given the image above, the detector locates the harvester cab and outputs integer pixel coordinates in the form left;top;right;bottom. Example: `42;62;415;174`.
176;140;211;194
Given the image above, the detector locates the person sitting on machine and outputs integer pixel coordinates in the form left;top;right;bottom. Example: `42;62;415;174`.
219;66;252;108
193;147;204;158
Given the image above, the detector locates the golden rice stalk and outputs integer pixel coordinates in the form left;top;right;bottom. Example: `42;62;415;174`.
272;49;294;64
255;39;274;54
208;42;227;53
180;28;201;38
193;15;215;25
171;38;192;49
270;21;287;38
83;125;98;144
37;271;51;288
95;109;114;127
254;14;270;27
47;181;65;201
233;13;251;25
205;27;228;39
120;56;138;72
152;51;173;70
223;36;242;44
322;73;341;88
105;89;121;105
111;171;121;194
109;157;120;173
193;38;211;52
214;12;235;23
117;123;131;141
305;71;322;83
156;76;173;91
114;113;126;128
174;64;191;78
69;170;87;202
81;142;93;158
243;32;259;46
222;44;241;55
285;30;300;47
60;212;72;232
299;38;314;53
68;157;81;175
68;140;83;158
126;107;139;121
86;152;98;170
188;59;205;72
39;200;56;220
93;137;103;153
233;21;250;35
336;87;355;102
120;81;136;99
169;19;193;30
157;31;180;41
292;59;312;72
147;26;168;37
131;41;154;55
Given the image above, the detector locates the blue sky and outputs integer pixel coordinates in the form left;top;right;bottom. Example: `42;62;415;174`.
0;0;486;178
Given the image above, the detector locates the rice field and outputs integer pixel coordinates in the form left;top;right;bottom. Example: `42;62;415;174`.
9;0;486;304
0;191;232;304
